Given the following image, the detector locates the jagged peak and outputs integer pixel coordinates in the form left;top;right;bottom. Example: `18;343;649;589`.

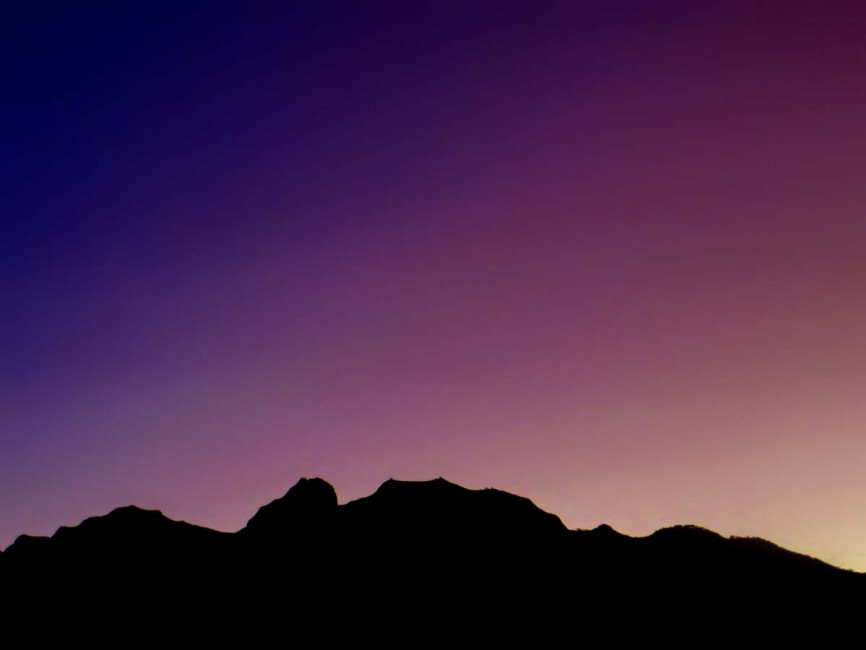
279;477;338;502
373;476;466;495
243;477;337;534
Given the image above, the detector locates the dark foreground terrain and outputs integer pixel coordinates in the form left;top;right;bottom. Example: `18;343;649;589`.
3;477;862;640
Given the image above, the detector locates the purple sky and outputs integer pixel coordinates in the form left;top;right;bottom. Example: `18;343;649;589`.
4;2;866;570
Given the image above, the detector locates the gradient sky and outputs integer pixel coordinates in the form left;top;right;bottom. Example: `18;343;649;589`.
4;2;866;570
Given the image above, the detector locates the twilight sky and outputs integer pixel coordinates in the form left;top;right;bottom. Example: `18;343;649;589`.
3;2;866;570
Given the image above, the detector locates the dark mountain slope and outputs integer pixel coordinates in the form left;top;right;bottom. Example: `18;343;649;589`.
2;477;861;638
338;477;566;544
241;476;338;543
4;504;232;587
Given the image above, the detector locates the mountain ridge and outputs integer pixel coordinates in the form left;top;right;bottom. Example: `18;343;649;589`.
2;476;858;575
2;476;861;639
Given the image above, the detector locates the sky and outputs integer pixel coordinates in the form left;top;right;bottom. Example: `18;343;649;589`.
3;1;866;570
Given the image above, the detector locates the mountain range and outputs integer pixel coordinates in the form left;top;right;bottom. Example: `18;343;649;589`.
2;477;861;638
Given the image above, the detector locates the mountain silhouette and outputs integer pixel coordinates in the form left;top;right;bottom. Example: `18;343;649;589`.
2;477;861;639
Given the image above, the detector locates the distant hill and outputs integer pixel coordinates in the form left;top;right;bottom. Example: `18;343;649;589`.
2;477;861;638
